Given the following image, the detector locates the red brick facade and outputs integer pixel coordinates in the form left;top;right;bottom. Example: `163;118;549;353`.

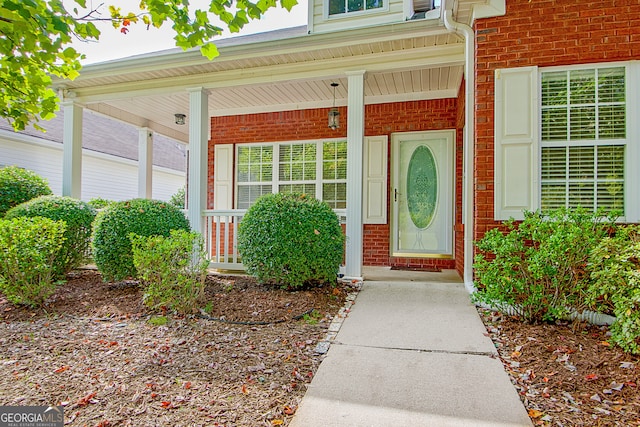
209;99;464;271
474;0;640;242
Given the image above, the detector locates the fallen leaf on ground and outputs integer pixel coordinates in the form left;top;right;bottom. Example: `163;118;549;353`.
528;409;543;418
77;392;97;407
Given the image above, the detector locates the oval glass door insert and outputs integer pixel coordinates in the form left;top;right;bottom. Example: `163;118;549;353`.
406;145;438;229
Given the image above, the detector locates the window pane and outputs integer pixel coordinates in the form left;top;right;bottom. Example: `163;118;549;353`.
237;145;272;183
569;106;596;140
323;141;348;180
541;71;567;106
237;185;272;209
329;0;345;14
280;143;316;181
569;69;596;105
366;0;383;9
597;182;624;211
323;183;347;209
568;147;594;179
541;147;566;180
568;182;595;210
541;183;567;211
542;107;568;140
598;67;625;103
348;0;364;12
598;105;626;139
597;145;624;180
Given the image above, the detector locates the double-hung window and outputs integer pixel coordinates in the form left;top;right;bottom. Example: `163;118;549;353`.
236;140;347;209
540;66;626;212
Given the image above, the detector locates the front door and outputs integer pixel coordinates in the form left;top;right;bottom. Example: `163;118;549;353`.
391;130;454;258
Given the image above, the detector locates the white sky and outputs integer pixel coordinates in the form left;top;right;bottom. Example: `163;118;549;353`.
69;0;308;64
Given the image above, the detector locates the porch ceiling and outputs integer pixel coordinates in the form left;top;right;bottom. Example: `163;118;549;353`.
57;18;467;143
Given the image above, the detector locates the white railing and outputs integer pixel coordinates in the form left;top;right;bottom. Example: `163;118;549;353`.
203;209;247;271
203;208;347;271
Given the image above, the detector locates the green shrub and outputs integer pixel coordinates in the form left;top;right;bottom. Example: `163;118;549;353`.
237;193;345;289
0;166;52;216
5;196;96;277
87;197;115;209
131;229;208;314
588;225;640;354
0;217;66;307
169;186;186;209
473;208;617;323
92;199;190;281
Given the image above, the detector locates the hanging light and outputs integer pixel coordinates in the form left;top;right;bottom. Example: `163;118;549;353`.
328;82;340;130
174;113;186;125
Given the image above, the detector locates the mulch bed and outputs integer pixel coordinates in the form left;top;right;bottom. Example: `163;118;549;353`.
0;269;353;426
4;271;640;426
480;309;640;427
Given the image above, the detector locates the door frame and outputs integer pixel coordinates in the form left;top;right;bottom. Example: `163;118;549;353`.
390;129;456;258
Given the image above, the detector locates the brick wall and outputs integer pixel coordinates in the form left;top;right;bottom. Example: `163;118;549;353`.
209;99;462;270
475;0;640;242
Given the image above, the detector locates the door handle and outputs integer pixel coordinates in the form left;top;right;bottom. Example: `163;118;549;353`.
394;188;398;202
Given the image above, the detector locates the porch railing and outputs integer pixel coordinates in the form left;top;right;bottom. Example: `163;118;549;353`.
203;208;347;271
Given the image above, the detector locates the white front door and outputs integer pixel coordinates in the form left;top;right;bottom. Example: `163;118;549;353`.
391;130;455;258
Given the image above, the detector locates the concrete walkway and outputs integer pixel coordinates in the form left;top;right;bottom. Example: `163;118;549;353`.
290;268;532;427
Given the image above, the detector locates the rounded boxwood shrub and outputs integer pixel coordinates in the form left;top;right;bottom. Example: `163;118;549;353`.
237;193;345;289
87;197;115;209
0;166;52;216
5;195;97;277
92;198;191;282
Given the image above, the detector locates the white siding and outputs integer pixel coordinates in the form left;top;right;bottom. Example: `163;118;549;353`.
0;133;185;202
311;0;406;34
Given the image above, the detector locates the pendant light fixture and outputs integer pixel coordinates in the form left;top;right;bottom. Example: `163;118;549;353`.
328;82;340;130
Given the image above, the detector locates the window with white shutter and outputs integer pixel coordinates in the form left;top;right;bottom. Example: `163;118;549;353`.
540;66;626;212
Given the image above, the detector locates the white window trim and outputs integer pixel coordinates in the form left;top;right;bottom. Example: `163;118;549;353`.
324;0;389;20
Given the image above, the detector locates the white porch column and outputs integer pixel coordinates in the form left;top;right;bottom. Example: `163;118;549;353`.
138;127;153;199
345;71;366;279
186;87;209;234
62;101;83;198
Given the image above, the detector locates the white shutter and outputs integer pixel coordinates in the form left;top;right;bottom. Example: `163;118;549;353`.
362;135;388;224
214;144;234;209
494;66;539;220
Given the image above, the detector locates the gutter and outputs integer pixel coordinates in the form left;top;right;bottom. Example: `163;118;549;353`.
441;1;476;293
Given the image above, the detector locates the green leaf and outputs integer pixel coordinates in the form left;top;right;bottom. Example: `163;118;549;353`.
200;43;219;60
280;0;298;11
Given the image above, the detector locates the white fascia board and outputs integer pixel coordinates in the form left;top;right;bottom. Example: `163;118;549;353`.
74;44;465;103
59;20;447;85
471;0;505;23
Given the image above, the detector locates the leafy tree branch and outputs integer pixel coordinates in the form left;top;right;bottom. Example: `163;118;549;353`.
0;0;297;131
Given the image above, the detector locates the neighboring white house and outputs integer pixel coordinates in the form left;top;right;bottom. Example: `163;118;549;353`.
0;109;186;202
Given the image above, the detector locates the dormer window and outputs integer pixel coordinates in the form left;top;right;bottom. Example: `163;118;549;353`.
328;0;384;16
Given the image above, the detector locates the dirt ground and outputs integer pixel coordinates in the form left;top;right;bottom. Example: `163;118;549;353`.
0;269;353;427
1;270;639;426
480;309;640;427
